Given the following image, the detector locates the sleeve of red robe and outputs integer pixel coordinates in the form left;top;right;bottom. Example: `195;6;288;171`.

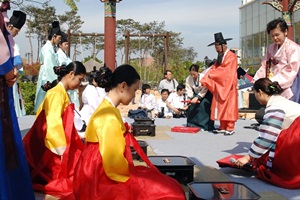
201;51;238;101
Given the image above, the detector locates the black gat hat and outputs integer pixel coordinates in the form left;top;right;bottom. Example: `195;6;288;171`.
207;32;232;47
51;21;62;36
9;10;26;29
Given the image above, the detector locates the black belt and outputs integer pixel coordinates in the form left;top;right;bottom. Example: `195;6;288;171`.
0;76;18;169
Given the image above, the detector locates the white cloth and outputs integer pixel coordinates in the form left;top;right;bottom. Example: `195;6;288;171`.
267;95;300;129
158;79;179;93
154;98;172;117
79;84;106;125
185;72;207;99
167;92;184;110
57;48;72;66
138;93;156;110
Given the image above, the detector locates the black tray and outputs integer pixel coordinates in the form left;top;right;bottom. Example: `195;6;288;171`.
134;117;155;124
130;140;148;161
148;156;195;184
131;123;156;136
188;181;261;200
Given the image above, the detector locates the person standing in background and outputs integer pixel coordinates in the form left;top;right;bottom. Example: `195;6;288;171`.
158;70;178;93
0;2;35;199
7;10;27;117
57;31;80;110
201;32;238;136
34;21;62;112
253;18;300;103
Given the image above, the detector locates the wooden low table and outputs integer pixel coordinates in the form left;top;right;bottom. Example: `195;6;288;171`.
188;181;261;200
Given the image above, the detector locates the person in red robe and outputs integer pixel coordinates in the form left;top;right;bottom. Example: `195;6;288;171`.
201;32;238;136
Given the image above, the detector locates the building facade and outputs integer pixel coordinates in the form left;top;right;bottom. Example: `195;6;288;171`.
240;0;300;73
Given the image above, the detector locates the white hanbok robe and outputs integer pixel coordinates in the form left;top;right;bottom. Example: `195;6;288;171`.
11;43;26;117
79;84;106;125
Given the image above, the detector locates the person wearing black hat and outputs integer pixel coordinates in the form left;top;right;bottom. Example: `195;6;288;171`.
57;32;81;124
7;10;27;118
34;21;62;112
0;3;35;200
7;10;26;37
57;32;72;66
201;32;238;136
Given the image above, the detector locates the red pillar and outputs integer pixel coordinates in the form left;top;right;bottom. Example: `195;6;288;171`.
104;2;117;71
282;0;294;41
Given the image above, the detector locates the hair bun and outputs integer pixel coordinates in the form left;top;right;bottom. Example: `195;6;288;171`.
270;81;283;94
95;65;113;90
52;21;59;28
53;64;68;76
41;81;52;92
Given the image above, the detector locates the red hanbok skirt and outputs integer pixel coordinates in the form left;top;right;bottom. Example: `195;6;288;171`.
255;115;300;189
23;104;85;199
73;126;185;200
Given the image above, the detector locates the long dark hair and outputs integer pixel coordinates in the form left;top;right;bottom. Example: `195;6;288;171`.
42;61;86;91
253;78;283;95
95;64;140;92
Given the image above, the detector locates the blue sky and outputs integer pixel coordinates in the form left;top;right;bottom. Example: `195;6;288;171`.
13;0;242;63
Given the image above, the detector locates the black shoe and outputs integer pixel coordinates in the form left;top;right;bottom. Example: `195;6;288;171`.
79;124;87;132
224;130;234;136
212;129;225;134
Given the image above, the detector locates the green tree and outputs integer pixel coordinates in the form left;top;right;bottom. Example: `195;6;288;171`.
116;19;198;86
20;81;37;115
58;10;85;60
63;0;79;11
23;3;57;62
16;0;79;11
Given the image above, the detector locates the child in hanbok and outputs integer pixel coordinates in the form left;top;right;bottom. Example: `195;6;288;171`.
138;84;156;117
154;89;172;118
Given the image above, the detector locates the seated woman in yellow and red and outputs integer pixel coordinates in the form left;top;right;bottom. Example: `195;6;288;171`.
74;64;185;200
